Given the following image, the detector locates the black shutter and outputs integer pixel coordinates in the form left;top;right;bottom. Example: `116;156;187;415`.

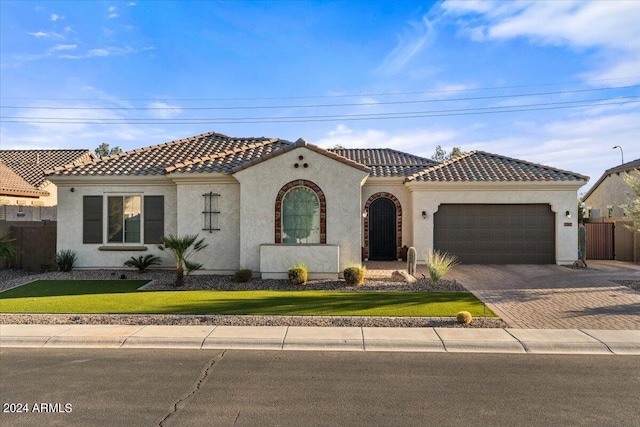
144;196;164;244
83;196;103;244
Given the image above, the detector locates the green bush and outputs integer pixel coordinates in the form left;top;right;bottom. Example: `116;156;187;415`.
55;250;77;272
456;311;473;325
0;234;18;268
124;254;162;273
288;263;308;285
235;268;253;283
425;249;459;285
343;264;366;285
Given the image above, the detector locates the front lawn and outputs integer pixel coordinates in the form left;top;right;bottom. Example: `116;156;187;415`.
0;280;496;317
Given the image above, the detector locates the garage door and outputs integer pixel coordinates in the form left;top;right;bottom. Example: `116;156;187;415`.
434;204;555;264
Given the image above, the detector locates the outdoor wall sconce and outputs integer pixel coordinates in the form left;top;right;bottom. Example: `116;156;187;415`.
565;210;571;219
362;210;368;218
422;211;428;219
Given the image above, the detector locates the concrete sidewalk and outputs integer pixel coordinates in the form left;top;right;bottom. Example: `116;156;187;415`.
1;324;639;355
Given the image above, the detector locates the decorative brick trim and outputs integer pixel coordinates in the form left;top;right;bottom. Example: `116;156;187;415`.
275;180;326;244
363;192;402;259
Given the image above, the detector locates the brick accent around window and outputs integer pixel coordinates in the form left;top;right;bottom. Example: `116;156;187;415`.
275;180;326;244
363;192;402;259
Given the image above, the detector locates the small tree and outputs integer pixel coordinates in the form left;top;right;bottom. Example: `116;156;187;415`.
431;145;464;162
158;234;208;287
95;143;122;158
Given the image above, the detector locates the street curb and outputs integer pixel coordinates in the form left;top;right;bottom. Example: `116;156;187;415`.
1;325;639;355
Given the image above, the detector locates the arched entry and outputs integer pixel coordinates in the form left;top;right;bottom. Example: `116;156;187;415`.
368;197;397;260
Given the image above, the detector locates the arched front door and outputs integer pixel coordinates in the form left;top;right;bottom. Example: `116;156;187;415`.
369;197;397;260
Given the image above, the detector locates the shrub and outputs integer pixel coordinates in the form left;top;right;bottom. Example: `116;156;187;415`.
288;263;308;285
124;254;162;273
0;234;18;268
343;264;366;285
55;249;77;272
158;234;208;287
235;268;253;283
456;311;473;325
425;249;459;285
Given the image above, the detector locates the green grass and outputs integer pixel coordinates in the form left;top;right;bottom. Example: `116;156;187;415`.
0;280;497;317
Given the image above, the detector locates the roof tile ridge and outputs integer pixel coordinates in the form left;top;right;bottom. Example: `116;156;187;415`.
475;150;589;180
303;142;370;171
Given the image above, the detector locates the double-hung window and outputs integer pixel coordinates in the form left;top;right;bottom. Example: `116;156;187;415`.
83;195;163;244
108;195;142;243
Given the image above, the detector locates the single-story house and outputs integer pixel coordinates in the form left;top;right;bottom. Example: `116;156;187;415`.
582;158;640;219
47;132;588;278
0;149;95;221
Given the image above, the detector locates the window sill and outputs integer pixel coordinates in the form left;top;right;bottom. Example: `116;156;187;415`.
98;245;148;251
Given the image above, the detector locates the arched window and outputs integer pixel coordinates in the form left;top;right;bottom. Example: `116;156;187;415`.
275;180;326;244
282;186;320;243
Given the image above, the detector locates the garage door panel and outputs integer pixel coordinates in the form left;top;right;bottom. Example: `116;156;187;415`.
434;204;556;264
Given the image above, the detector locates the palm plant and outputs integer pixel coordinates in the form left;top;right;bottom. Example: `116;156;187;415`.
425;249;459;285
124;254;162;273
158;234;208;287
0;234;18;268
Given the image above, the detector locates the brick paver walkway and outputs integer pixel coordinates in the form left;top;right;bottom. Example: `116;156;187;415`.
366;260;640;330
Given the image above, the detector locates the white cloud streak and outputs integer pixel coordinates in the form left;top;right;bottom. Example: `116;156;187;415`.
439;0;640;85
376;15;437;75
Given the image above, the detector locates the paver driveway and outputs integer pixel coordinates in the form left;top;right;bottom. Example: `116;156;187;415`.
445;261;640;329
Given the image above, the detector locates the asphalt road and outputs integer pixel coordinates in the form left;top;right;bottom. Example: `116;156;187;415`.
1;349;639;427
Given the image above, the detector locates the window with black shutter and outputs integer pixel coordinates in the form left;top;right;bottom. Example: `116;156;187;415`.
144;195;164;243
83;196;103;244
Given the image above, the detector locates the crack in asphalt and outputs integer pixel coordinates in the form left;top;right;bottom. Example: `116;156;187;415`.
158;351;226;426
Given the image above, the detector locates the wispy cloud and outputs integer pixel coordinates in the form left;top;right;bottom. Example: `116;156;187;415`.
147;102;182;119
50;44;77;52
439;0;640;85
316;124;456;156
108;5;118;19
28;31;64;39
50;13;64;22
376;15;437;76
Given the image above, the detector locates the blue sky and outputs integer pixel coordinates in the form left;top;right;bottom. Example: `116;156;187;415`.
1;0;639;194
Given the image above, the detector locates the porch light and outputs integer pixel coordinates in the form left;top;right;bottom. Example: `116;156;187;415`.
422;211;428;219
565;211;571;219
362;210;368;218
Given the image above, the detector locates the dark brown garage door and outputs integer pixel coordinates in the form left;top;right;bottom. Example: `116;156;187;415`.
434;204;555;264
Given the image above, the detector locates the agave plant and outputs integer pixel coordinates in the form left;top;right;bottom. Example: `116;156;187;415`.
158;234;208;287
425;249;459;285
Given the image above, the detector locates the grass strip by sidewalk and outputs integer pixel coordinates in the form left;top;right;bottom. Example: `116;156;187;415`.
0;280;496;317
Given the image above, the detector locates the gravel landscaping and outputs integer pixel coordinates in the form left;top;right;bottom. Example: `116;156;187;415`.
0;268;506;328
614;280;640;291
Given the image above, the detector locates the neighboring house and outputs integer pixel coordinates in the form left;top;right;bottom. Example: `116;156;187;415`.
47;132;588;277
582;158;640;219
0;149;95;221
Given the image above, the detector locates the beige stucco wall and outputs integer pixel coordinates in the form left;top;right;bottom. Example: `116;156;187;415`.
234;147;368;274
362;178;412;248
260;244;340;279
55;178;177;268
172;176;241;273
584;171;638;218
407;182;583;265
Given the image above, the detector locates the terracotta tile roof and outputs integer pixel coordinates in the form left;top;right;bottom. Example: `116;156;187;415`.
229;138;370;174
0;163;50;197
328;148;438;177
48;132;285;177
583;157;640;200
406;151;589;182
48;133;369;178
0;149;95;189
